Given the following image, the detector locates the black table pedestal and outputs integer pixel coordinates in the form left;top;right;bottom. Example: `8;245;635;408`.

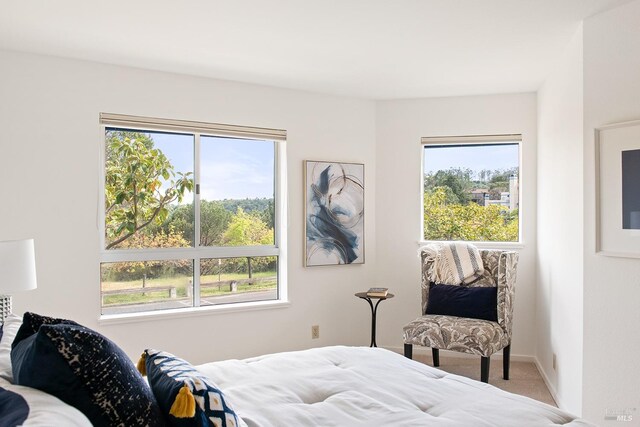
355;292;395;347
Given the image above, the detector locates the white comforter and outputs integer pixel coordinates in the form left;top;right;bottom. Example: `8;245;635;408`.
197;346;595;427
0;377;92;426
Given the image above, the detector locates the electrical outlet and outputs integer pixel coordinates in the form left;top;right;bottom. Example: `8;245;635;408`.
311;325;320;339
552;353;557;371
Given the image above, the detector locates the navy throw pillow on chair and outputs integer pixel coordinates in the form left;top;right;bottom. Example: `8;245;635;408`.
426;283;498;322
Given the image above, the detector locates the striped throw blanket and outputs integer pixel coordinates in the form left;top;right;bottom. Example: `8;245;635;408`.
422;242;484;285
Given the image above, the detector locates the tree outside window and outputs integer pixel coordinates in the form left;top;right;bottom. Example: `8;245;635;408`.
100;124;281;315
422;142;520;242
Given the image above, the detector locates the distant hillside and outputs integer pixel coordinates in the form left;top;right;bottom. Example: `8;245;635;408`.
219;197;273;213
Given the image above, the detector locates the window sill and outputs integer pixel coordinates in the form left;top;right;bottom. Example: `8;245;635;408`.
418;241;525;250
99;299;290;326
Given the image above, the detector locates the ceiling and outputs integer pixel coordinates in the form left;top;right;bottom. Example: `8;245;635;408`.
0;0;632;99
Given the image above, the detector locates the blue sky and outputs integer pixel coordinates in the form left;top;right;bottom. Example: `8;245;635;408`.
150;132;274;202
423;143;519;177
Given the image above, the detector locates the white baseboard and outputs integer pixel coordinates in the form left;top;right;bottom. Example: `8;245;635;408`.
533;357;561;409
383;345;535;363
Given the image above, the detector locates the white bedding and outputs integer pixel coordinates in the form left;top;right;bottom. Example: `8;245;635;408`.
197;346;595;427
0;377;92;426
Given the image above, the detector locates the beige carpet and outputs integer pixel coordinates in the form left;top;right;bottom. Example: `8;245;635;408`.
411;352;557;407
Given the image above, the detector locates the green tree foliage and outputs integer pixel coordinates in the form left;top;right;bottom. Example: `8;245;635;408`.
223;208;274;246
217;208;275;274
201;201;233;246
424;187;518;241
105;131;194;249
104;129;278;287
101;228;191;284
157;204;194;246
425;167;519;203
424;168;474;204
259;199;275;229
163;201;232;247
219;198;272;216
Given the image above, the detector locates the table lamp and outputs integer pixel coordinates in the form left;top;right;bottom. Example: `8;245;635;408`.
0;239;37;322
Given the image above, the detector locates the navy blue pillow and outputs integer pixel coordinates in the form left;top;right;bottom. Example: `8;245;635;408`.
11;313;164;427
11;312;78;350
0;386;29;427
144;349;240;427
426;283;498;321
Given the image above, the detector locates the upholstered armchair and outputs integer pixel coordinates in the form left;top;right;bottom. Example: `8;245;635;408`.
403;249;518;383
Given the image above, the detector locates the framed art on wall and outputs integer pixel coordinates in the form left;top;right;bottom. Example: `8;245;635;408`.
304;161;364;266
595;119;640;258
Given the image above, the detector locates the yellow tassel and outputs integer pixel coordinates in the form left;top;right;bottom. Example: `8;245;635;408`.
169;384;196;418
136;352;147;376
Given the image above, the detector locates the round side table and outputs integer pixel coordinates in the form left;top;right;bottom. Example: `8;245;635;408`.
355;292;394;347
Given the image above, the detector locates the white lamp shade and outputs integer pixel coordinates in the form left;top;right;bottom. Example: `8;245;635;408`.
0;239;37;294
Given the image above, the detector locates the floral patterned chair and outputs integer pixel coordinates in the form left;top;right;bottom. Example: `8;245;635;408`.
403;249;518;383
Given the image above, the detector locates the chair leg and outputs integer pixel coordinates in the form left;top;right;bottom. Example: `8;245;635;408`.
503;344;511;380
481;356;490;383
432;348;440;367
404;343;413;359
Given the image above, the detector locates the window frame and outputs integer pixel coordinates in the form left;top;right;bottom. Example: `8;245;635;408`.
420;134;523;246
98;114;288;319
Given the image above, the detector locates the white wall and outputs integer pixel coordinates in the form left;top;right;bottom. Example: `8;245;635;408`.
536;25;584;414
374;93;538;357
0;50;377;364
5;9;640;421
583;1;640;423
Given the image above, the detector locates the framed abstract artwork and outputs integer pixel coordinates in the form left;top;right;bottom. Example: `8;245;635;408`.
304;161;364;266
595;119;640;258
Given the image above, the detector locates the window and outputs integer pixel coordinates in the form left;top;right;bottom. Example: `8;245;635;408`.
422;135;521;243
99;114;286;316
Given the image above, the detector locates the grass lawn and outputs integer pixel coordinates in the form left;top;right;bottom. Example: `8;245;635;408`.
102;271;276;306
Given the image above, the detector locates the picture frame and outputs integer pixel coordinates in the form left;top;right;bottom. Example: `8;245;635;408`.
304;160;365;266
595;119;640;258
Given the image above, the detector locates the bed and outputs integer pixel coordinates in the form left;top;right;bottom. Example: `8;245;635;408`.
1;312;595;426
196;346;594;427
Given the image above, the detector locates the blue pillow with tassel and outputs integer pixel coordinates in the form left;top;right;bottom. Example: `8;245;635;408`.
139;349;240;427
